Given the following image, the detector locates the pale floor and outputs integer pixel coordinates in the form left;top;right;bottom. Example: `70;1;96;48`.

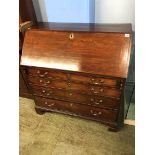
20;97;135;155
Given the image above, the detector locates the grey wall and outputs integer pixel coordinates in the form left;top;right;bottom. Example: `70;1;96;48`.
32;0;48;22
32;0;95;23
95;0;135;30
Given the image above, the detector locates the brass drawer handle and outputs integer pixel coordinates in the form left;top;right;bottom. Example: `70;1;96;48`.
91;88;99;94
42;90;52;94
90;98;94;102
69;33;74;40
39;74;45;77
68;82;71;86
100;88;104;92
46;81;50;84
92;113;97;116
90;110;102;116
37;70;48;74
98;112;102;115
39;79;43;83
91;79;99;85
120;83;123;89
69;93;73;96
47;103;55;107
91;78;95;81
91;78;105;84
91;90;99;94
37;70;40;74
91;87;95;91
93;91;99;94
37;70;48;77
94;100;103;105
44;72;48;75
100;79;105;83
37;70;45;77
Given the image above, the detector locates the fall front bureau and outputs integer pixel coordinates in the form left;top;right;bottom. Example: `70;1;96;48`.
21;22;132;131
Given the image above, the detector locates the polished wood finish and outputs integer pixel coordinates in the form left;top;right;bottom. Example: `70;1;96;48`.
19;0;37;98
19;68;28;93
29;84;120;110
28;76;121;98
21;23;132;131
35;96;118;122
21;27;132;78
24;66;122;88
19;65;33;99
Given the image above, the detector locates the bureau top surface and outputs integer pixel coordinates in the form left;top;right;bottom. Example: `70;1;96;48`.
21;23;132;78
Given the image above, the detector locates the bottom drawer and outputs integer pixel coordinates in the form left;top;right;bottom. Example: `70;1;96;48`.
34;96;118;122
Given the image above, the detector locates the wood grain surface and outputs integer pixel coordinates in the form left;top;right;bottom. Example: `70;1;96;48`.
21;23;132;78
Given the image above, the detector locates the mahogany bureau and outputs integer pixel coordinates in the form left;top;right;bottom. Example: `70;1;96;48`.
21;23;132;131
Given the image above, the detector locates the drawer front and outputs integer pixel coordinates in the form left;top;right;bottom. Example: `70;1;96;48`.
27;76;121;98
28;76;69;89
71;74;121;88
25;67;68;80
24;67;123;89
69;82;121;98
31;85;120;109
35;96;118;122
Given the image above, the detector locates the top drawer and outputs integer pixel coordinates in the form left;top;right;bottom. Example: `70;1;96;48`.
23;67;123;88
70;74;122;88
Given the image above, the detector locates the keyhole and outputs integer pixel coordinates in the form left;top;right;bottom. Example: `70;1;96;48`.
69;33;74;40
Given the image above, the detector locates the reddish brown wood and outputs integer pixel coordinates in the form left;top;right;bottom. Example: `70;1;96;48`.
21;25;132;78
19;0;37;98
19;65;33;99
19;69;28;92
30;77;120;97
24;66;122;88
29;84;120;110
21;23;132;131
28;76;121;98
35;96;118;122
